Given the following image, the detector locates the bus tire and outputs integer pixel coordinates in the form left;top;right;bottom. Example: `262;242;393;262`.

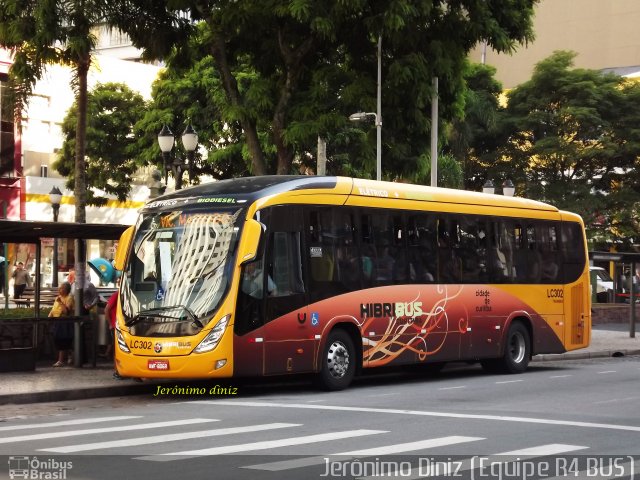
501;322;531;374
317;329;356;391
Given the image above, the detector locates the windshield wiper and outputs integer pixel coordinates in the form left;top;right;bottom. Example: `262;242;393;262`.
126;305;203;328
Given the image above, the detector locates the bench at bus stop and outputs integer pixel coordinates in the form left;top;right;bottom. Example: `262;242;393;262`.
0;315;99;372
11;287;58;308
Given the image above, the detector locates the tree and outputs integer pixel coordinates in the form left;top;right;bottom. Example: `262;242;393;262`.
55;83;146;205
113;0;538;178
0;0;107;223
132;24;259;181
499;51;640;245
444;61;504;191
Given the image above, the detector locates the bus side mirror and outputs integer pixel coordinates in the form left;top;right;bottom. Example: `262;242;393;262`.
114;226;135;271
238;219;264;265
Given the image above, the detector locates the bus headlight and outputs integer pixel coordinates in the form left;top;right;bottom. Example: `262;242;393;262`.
116;328;130;353
194;315;230;353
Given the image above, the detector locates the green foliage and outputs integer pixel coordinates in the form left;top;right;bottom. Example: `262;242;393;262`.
404;153;463;189
116;0;538;178
55;83;146;205
0;308;51;319
444;61;504;191
498;51;640;246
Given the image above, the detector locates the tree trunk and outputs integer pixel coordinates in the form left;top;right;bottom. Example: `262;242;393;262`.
74;54;90;224
208;28;267;176
273;32;314;175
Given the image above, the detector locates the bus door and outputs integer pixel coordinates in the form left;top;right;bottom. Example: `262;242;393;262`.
263;206;315;375
234;256;267;377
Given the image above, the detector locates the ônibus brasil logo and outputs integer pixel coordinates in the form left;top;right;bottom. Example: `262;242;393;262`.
8;456;73;479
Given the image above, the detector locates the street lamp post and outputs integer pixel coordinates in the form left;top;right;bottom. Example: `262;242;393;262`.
157;123;199;190
49;186;62;288
349;35;382;182
349;111;382;181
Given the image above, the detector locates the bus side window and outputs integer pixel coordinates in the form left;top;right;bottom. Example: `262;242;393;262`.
407;214;436;284
561;222;586;283
270;231;304;297
526;225;541;282
308;208;359;302
438;217;462;283
236;256;267;335
539;223;560;282
459;216;482;283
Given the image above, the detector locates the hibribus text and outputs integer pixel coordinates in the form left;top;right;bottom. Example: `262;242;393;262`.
153;385;238;396
360;301;423;319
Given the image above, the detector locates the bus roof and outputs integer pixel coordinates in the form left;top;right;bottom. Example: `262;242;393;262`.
143;175;558;214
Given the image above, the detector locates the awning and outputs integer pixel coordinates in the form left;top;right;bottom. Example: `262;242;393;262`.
0;219;129;244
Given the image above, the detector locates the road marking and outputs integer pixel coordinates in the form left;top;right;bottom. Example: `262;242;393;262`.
497;443;588;456
367;393;400;397
40;423;300;453
438;386;466;390
0;418;217;444
358;444;588;480
597;370;617;374
550;375;572;378
189;400;640;433
0;416;141;432
138;429;387;461
243;436;484;471
592;397;640;405
495;380;524;384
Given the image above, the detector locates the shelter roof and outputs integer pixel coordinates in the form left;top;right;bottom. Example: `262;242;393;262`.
0;220;128;244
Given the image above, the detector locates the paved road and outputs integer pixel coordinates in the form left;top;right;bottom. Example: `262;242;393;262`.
1;357;639;480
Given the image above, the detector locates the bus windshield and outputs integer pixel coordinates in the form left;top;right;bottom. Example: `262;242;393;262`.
120;208;242;336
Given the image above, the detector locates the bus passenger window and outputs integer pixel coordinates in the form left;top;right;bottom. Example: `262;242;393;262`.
526;225;541;282
270;231;304;297
438;217;462;283
308;208;359;300
539;224;560;282
407;214;436;284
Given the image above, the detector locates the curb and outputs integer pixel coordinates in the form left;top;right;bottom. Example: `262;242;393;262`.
0;382;164;406
533;349;640;362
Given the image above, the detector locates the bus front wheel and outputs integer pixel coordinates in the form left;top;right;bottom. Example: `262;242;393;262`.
318;329;356;391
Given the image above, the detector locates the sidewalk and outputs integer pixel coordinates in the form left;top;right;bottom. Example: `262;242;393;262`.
1;326;639;405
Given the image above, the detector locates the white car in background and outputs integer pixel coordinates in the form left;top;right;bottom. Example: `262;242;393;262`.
590;266;614;302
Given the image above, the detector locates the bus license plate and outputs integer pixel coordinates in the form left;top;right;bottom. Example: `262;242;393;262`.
148;359;169;370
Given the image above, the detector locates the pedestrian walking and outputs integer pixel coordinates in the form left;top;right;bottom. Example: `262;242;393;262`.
11;262;32;299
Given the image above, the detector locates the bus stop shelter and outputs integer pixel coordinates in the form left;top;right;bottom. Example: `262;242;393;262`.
590;251;640;338
0;219;128;371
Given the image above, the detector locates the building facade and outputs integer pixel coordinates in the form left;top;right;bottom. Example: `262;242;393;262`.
1;42;160;287
471;0;640;89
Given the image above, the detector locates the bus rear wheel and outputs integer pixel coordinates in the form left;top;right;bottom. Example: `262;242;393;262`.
481;322;531;374
502;322;531;373
318;329;356;391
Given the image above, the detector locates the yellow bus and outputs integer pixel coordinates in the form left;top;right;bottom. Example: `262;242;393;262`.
113;176;590;390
